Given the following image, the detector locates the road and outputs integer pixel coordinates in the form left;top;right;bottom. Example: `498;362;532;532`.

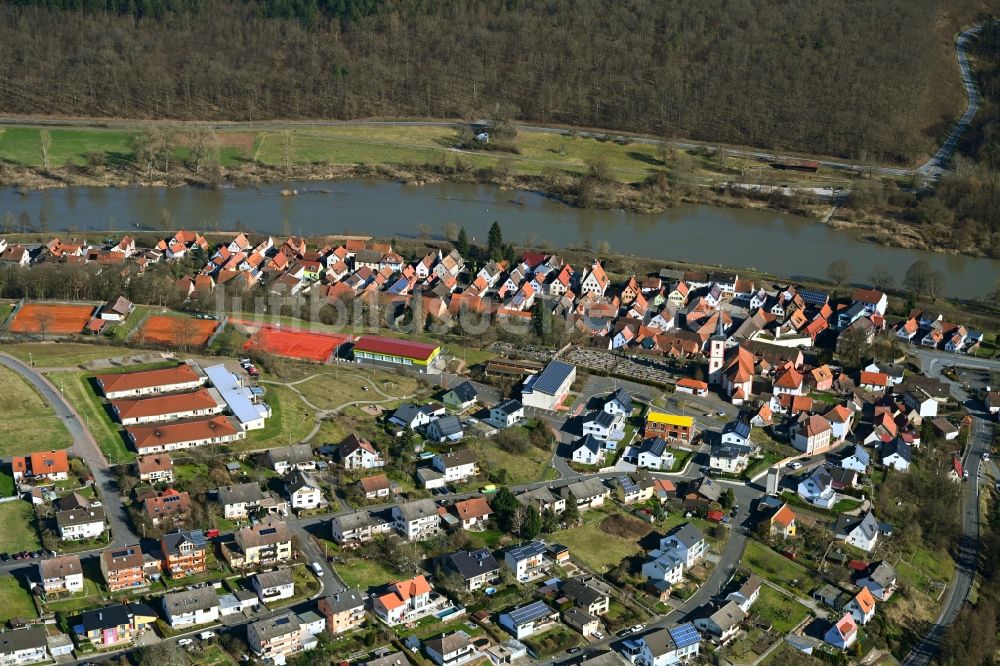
0;24;984;183
0;352;139;547
901;349;998;666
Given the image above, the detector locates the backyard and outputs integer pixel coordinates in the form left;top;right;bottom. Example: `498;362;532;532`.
0;364;72;457
753;585;811;633
742;540;821;598
552;513;646;573
0;500;42;553
0;575;38;625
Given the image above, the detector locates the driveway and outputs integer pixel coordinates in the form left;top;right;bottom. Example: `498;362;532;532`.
0;353;139;546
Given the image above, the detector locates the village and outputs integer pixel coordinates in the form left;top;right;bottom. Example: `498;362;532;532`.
0;227;997;666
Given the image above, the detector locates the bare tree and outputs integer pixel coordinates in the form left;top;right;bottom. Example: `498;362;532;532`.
279;130;295;175
867;269;895;291
39;129;52;169
187;127;219;174
35;309;55;341
826;259;853;289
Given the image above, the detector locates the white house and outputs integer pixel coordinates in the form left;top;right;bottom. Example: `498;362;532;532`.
603;389;632;416
0;627;49;666
844;588;876;625
628;437;675;471
903;390;938;419
488;399;524;428
520;361;576;411
252;568;295;604
881;439;912;472
659;523;706;568
424;631;478;666
852;288;888;317
857;562;897;601
56;507;107;541
581;410;625;444
834;511;880;552
720;420;751;448
38;555;85;595
626;624;701;666
338;434;384;470
709;445;751;474
392;500;441;541
824;613;859;651
389;403;444;430
726;576;762;614
284;470;323;510
162;587;220;628
694;601;745;644
432;450;478;483
371;576;433;625
840;445;870;474
641;549;685;586
797;468;835;510
426;415;465;443
503;541;547;582
571;435;605;466
498;601;558;640
792;415;832;455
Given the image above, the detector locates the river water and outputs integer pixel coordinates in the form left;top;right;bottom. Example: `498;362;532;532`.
2;179;995;297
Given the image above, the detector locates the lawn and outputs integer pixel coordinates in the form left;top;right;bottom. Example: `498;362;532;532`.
0;127;133;167
41;577;102;614
0;501;41;552
238;385;315;451
0;468;14;497
0;364;72;457
47;370;134;463
742;540;819;597
470;438;554;485
0;575;38;624
334;557;400;593
190;645;236;666
4;342;137;368
466;530;508;550
753;585;811;633
551;518;645;573
522;625;580;658
293;368;422;412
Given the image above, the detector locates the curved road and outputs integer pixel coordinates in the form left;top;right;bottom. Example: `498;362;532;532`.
0;352;139;546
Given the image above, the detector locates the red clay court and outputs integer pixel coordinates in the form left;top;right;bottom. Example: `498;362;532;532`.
9;303;96;335
137;314;219;347
244;325;351;363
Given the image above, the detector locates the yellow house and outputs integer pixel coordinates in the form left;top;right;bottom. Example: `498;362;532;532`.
768;503;797;539
643;410;694;445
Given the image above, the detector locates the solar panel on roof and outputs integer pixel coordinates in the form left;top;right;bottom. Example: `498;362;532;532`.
506;600;552;625
668;622;700;648
532;361;574;395
260;527;277;536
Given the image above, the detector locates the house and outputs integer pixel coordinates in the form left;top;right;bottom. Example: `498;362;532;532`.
825;405;855;441
389;403;445;430
610;472;654;504
371;575;434;625
852;288;888;316
247;614;305;661
859;371;888;392
834;511;880;552
160;529;207;577
882;438;912;472
0;627;49;666
986;391;1000;416
694;601;745;643
560;576;611;616
393;499;441;541
903;389;939;419
709;444;751;474
516;486;567;514
266;444;316;474
629;437;675;470
582;410;626;444
792;414;832;455
720;420;751;448
218;482;266;520
351;335;441;372
432;450;479;482
38;554;84;595
675;378;709;397
11;450;70;482
443;382;479;409
559;477;610;509
683;476;722;507
726;575;762;613
503;541;548;582
135;454;174;483
142;488;192;527
71;603;157;648
427;415;465;443
359;474;394;500
841;445;870;473
452;497;493;530
580;261;610;297
318;589;367;635
643;410;694;445
603;389;633;416
824;613;859;650
367;651;414;666
252;568;295;603
56;505;107;541
162;587;220;628
641;549;685;588
338;434;385;470
627;624;701;666
488;399;525;428
101;544;147;592
571;434;605;465
284;469;323;510
845;586;876;625
95;363;206;399
520;360;576;410
857;561;897;601
499;600;558;639
225;518;294;569
930;417;959;441
767;503;797;540
772;367;805;396
126;415;244;454
424;631;478;666
442;549;500;592
563;608;601;638
331;509;392;547
659;523;706;568
797;467;835;509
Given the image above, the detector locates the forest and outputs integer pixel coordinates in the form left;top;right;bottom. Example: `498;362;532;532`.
0;0;980;163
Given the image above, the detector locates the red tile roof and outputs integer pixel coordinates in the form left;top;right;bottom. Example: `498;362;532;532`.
96;364;202;394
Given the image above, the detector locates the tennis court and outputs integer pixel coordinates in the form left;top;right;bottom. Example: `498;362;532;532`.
244;326;350;363
137;314;219;347
8;303;96;335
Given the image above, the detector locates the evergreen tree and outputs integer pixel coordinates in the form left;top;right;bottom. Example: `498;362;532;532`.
562;492;580;526
531;300;550;341
455;226;469;255
487;221;504;260
491;486;518;532
522;505;543;539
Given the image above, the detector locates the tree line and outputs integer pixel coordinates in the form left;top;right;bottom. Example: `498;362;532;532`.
0;0;970;162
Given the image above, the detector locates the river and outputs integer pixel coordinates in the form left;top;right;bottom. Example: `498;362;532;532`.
2;179;995;298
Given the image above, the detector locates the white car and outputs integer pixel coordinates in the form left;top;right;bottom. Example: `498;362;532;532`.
788;461;803;470
311;562;324;576
198;631;216;640
983;452;991;461
178;639;193;647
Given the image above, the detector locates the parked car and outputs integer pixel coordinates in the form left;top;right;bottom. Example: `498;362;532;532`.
788;461;803;470
178;639;193;647
198;631;216;640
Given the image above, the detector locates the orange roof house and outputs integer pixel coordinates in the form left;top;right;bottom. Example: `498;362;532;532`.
768;503;797;538
12;449;70;481
453;497;493;526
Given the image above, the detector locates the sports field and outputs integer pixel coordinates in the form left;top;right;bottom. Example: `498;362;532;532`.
137;314;219;347
8;303;96;335
244;324;350;363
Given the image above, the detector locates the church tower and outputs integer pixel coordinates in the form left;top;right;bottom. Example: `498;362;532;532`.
708;311;726;385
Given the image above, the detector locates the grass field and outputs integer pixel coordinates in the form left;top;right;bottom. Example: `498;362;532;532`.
0;364;73;457
293;369;423;412
334;557;399;593
742;540;819;597
47;369;133;463
190;645;236;666
239;385;315;451
0;501;41;553
469;437;553;485
4;342;137;367
0;469;14;496
41;577;102;614
0;575;38;624
552;517;645;573
753;585;811;633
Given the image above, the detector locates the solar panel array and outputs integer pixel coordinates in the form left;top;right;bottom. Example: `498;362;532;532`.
799;289;828;306
505;600;552;625
532;361;574;395
669;622;700;648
